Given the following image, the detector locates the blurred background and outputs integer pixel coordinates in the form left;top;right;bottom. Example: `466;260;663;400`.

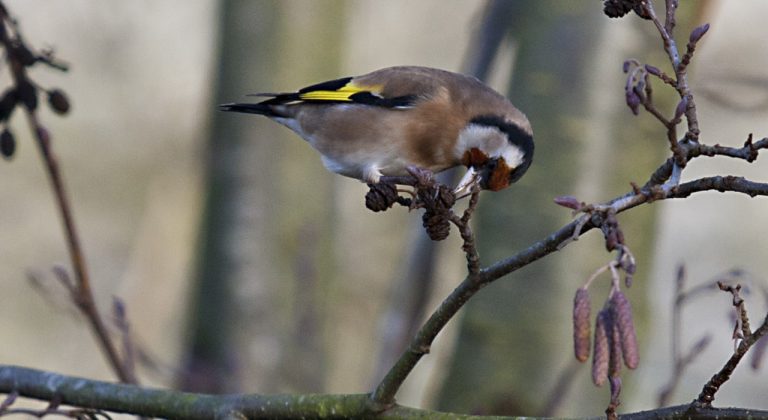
1;0;767;417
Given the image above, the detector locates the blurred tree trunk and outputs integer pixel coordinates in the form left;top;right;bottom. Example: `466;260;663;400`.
270;0;346;394
435;2;674;415
178;0;346;395
177;0;285;393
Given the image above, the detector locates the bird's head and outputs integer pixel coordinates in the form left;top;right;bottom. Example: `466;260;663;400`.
454;115;534;198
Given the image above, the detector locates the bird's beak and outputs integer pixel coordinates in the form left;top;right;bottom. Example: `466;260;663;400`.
454;167;480;199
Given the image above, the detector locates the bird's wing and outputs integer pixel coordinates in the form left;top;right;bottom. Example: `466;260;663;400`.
256;76;418;109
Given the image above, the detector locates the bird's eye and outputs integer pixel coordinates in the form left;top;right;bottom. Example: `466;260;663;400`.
478;159;497;189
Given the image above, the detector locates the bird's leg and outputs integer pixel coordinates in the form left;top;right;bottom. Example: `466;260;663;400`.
405;165;435;188
409;166;448;201
378;175;417;186
370;166;447;211
363;166;384;185
370;165;420;188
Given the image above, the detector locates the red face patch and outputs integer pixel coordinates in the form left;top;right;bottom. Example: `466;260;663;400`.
461;148;489;168
487;158;511;191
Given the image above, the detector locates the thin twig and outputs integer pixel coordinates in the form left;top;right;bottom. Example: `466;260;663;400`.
449;188;482;274
644;1;679;68
695;293;768;407
0;2;135;385
23;110;135;385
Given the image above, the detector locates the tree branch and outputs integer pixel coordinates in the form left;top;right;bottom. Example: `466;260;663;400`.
372;163;768;405
3;365;768;419
694;287;768;407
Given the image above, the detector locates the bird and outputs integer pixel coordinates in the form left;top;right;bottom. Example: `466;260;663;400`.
220;66;533;197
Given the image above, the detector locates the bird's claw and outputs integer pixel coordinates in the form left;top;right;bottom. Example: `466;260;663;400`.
405;165;435;188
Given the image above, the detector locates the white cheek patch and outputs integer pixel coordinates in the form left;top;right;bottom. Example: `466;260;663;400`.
455;124;502;156
501;145;525;168
456;123;525;168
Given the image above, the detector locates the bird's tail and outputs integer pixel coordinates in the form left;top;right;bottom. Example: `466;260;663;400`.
219;102;274;115
220;92;301;117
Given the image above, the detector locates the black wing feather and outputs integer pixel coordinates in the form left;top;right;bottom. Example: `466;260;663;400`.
220;75;418;115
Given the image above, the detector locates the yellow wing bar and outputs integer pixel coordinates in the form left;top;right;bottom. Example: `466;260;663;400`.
298;83;382;102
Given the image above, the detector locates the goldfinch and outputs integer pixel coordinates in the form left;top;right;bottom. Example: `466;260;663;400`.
220;66;533;196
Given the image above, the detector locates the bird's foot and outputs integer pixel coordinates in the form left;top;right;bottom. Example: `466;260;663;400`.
363;166;384;185
405;165;435;188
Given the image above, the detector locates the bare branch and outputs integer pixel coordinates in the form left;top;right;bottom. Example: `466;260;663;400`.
0;1;134;384
372;166;768;406
695;288;768;407
3;365;768;419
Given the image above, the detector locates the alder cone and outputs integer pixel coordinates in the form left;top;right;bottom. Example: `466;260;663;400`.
0;128;15;159
365;183;398;212
422;211;450;241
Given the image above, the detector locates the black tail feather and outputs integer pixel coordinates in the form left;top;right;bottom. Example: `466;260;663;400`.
220;92;301;116
219;102;275;116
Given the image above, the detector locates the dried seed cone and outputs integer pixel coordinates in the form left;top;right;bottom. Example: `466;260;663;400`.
610;291;639;369
602;0;639;18
573;288;591;362
0;128;15;159
592;309;610;386
47;89;71;115
417;183;455;210
365;183;398;212
0;88;17;122
417;184;454;241
422;210;450;241
434;184;456;209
